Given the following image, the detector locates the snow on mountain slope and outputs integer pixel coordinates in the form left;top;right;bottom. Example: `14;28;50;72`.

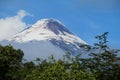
1;40;65;61
11;19;86;44
1;18;87;60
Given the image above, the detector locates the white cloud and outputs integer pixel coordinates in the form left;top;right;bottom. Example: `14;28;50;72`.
0;10;29;41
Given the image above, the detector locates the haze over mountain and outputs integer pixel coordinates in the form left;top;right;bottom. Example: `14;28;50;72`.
1;19;87;61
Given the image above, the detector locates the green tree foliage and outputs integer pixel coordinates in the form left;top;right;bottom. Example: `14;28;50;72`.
25;57;95;80
0;45;24;80
80;32;120;80
0;32;119;80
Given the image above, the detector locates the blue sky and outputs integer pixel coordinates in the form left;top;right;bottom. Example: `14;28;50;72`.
0;0;120;48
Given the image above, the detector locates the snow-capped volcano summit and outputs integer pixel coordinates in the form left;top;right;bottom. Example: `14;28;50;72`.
32;19;72;35
12;18;86;44
1;18;87;60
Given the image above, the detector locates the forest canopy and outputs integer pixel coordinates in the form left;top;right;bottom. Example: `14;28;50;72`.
0;32;120;80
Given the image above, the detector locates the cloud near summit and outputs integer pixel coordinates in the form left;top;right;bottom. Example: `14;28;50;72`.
0;10;30;41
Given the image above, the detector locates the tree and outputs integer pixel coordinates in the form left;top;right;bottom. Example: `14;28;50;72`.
25;54;95;80
0;32;119;80
0;45;24;80
80;32;120;80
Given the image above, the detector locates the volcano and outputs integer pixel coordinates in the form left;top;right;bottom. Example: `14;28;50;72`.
1;19;87;60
